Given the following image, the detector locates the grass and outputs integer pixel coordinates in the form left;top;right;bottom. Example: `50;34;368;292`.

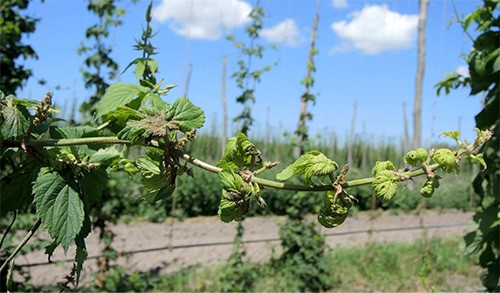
20;237;483;292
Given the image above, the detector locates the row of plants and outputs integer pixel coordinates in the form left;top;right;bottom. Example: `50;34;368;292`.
13;237;481;292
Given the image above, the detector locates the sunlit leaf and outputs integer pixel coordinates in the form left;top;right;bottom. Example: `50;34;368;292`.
97;83;149;118
165;97;205;132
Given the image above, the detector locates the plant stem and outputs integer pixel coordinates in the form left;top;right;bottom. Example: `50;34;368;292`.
3;137;131;148
4;137;441;192
0;219;42;274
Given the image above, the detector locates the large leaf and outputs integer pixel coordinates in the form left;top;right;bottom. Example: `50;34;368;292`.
96;83;149;118
165;97;205;132
57;125;99;139
74;235;88;287
33;169;85;253
80;168;108;204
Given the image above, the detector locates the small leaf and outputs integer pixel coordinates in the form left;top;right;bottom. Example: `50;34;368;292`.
372;170;399;203
134;59;146;81
276;151;338;184
440;130;461;141
165;97;205;132
33;169;85;253
469;153;487;170
97;83;149;118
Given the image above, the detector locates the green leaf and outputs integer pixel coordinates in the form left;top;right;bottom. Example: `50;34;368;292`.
276;151;338;184
57;125;98;139
102;106;143;126
469;153;487;170
218;197;250;223
80;168;108;204
142;184;175;203
219;169;250;195
372;170;399;203
1;100;31;139
134;59;146;81
165;97;205;132
371;161;395;176
147;59;158;74
33;169;84;253
74;235;88;287
89;147;122;166
136;156;160;178
0;164;41;213
440;130;461;141
97;83;149;118
493;54;500;73
217;133;262;170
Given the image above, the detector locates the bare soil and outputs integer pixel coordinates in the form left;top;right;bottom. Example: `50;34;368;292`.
15;209;473;287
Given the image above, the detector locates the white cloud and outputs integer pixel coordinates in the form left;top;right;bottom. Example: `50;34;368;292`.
456;65;470;78
153;0;252;40
332;0;347;9
261;19;302;46
331;4;418;55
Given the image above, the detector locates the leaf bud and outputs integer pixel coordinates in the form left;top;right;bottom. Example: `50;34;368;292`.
371;161;395;176
404;148;429;167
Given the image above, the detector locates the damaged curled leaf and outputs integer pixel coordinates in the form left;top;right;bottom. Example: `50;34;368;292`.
432;148;458;173
217;133;262;170
218;197;250;223
317;191;353;228
404;148;428;167
219;169;252;200
420;177;440;198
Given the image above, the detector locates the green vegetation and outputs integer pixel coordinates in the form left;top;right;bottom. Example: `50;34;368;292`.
15;237;481;292
437;0;499;290
0;0;496;291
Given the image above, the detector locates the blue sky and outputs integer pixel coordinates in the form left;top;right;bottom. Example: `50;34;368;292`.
18;0;484;146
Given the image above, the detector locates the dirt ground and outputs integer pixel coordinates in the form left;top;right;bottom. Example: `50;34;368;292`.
15;209;474;287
